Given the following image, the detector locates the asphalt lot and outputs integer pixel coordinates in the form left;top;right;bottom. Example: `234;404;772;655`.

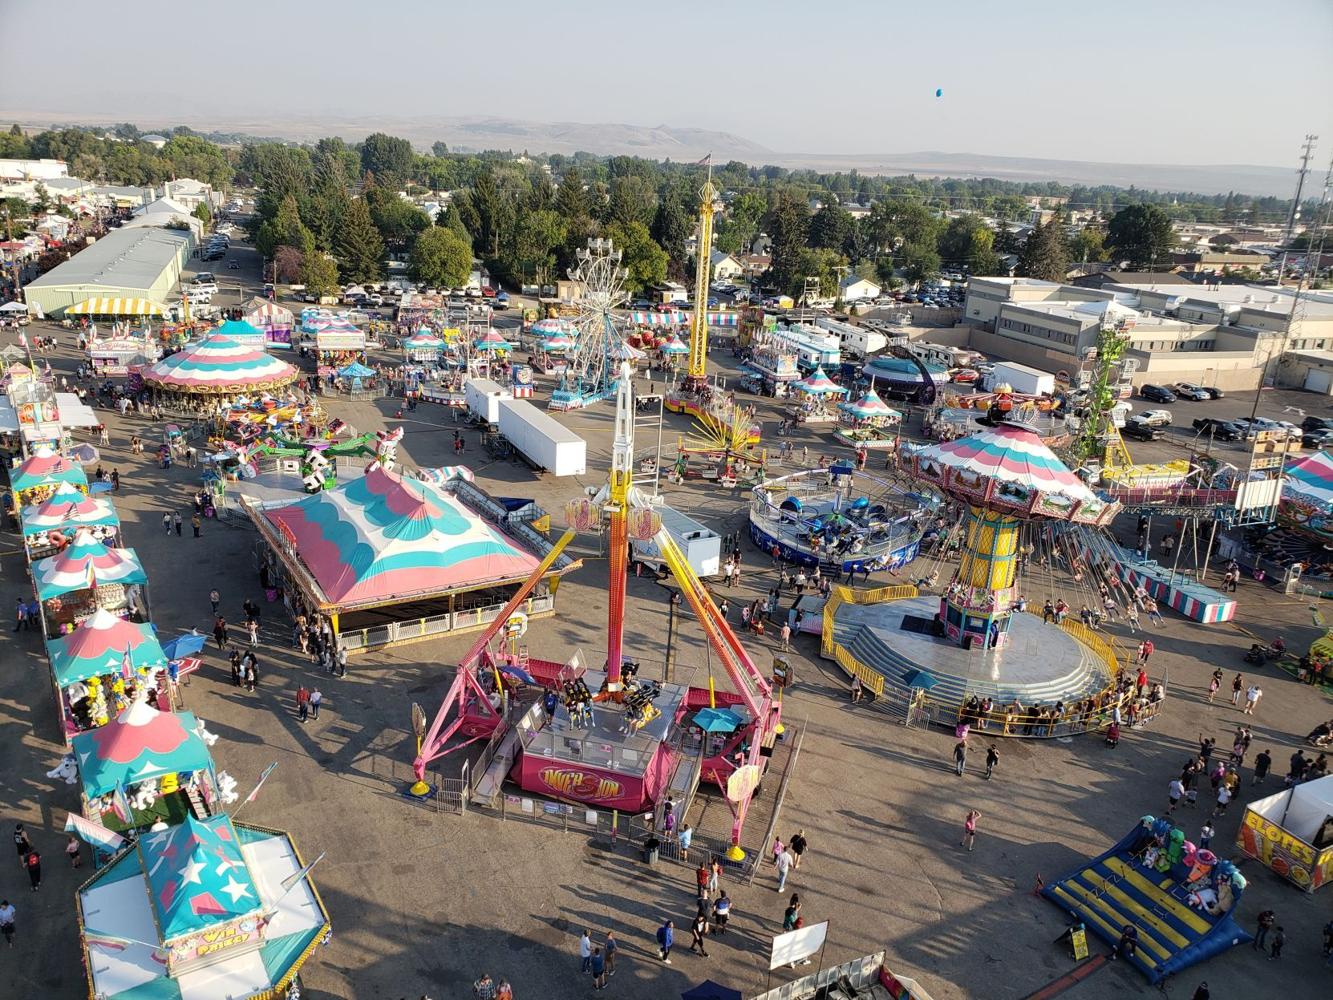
2;245;1332;1000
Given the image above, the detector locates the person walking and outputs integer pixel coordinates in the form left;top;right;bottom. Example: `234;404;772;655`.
191;513;201;537
163;512;172;535
297;685;310;722
789;829;808;870
775;845;793;892
14;824;31;870
850;674;862;702
1230;673;1244;706
1167;777;1184;814
690;913;709;957
229;649;242;687
65;834;81;868
707;856;720;896
1269;926;1285;960
695;862;710;901
961;809;981;851
780;621;791;650
953;739;968;777
213;616;228;650
678;823;693;863
244;656;257;693
174;512;182;536
783;899;801;932
1253;749;1272;785
1243;684;1262;716
1199;820;1214;849
579;929;592;973
209;588;220;614
310;687;322;719
24;847;40;891
1138;639;1154;666
655;919;674;963
247;619;259;648
712;892;731;933
590;945;607;989
1253;909;1275;951
603;931;617;976
336;645;347;677
0;899;13;947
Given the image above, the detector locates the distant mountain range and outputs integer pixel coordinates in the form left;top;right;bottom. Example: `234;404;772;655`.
2;110;1299;197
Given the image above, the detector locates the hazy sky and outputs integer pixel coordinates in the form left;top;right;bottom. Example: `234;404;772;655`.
5;0;1332;167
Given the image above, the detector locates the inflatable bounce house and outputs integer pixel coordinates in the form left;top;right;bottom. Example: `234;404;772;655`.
1042;816;1251;982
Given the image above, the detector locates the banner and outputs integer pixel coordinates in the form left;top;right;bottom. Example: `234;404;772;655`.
64;812;127;852
769;920;828;970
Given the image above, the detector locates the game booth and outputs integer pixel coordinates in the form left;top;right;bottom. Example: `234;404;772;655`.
76;814;331;1000
314;320;366;366
20;481;120;559
47;607;170;740
402;329;447;362
70;699;221;836
1236;774;1333;892
8;446;89;508
88;330;162;376
246;462;580;651
243;297;295;350
33;530;150;638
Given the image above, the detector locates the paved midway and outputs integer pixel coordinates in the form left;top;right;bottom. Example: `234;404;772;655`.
2;304;1331;999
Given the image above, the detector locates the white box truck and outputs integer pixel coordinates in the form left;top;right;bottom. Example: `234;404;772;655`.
498;399;587;476
986;361;1055;396
631;504;722;578
465;377;512;426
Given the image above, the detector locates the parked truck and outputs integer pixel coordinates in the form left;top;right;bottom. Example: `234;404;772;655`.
985;361;1056;397
465;377;512;427
497;399;587;476
631;503;722;578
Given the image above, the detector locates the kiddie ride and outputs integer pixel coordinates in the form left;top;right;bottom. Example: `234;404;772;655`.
412;364;780;861
203;426;400;493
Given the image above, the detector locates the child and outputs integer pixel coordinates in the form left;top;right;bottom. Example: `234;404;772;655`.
1199;821;1214;849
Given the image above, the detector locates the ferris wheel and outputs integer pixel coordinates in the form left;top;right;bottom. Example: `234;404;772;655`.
566;237;630;398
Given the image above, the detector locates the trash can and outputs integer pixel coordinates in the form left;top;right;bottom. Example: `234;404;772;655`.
644;845;659;865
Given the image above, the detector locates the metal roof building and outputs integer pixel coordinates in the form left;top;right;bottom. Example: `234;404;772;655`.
22;227;193;316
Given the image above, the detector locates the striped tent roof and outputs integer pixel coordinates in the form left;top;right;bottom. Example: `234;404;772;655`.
1283;450;1333;509
46;608;168;687
265;464;538;607
142;333;297;394
32;530;147;599
20;483;119;537
403;331;445;348
530;318;570;336
839;387;899;420
10;448;90;493
140;815;260;939
66;298;167;316
796;366;848;396
912;421;1112;524
72;701;213;799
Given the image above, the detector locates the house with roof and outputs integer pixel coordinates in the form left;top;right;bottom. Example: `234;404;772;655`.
709;251;744;282
839;276;881;302
121;196;204;241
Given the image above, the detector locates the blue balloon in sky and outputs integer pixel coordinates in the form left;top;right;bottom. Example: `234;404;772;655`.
935;88;943;97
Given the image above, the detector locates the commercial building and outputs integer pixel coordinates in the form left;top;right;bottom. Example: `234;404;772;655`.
0;158;68;181
962;276;1333;391
22;227;192;316
121;196;205;240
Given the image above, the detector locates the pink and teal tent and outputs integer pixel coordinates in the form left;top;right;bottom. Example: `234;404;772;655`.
530;318;569;336
795;367;848;397
142;333;297;395
215;318;267;347
1284;450;1333;510
33;530;146;600
72;701;213;799
20;483;119;538
140;815;261;939
47;608;167;687
264;464;539;606
10;447;89;493
839;387;900;421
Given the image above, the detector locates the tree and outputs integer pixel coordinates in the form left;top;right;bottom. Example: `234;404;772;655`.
192;202;212;227
334;197;384;281
605;221;668;293
1019;219;1070;281
808;204;853;252
605;175;657;228
273;245;304;283
1106;204;1176;270
468;170;511;259
409;227;472;287
900;241;941;284
431;141;449;158
256;193;312;259
511;209;567;285
360;133;415;188
789;247;847;299
767;191;810;291
714;191;765;255
553;166;592;223
1069;227;1109;265
437;202;472;242
300;233;339;298
364;186;431;246
650;179;693;275
937;214;999;274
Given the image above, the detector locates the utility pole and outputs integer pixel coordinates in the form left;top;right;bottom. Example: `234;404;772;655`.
1274;135;1318;287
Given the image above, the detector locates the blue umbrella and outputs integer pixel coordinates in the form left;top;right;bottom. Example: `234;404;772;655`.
692;707;743;734
902;668;938;690
161;631;208;661
682;981;741;1000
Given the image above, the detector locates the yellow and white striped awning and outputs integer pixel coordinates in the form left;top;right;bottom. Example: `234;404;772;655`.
66;298;167;316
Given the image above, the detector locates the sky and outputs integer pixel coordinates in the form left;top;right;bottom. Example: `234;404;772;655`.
4;0;1333;167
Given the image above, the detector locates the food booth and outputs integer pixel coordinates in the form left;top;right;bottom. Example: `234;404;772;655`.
20;482;120;559
33;530;149;638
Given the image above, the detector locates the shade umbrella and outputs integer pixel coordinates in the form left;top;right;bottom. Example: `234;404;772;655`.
659;336;690;355
160;630;208;661
691;707;743;733
902;668;938;690
337;361;377;379
66;442;101;466
681;981;742;1000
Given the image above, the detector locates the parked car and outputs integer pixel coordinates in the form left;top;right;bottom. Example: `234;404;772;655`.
1139;384;1176;403
481;286;496;298
631;299;650;310
189;281;218;295
193;272;215;283
494;291;510;309
1137;409;1173;427
1301;415;1333;433
1173;382;1210;401
1123;420;1164;441
1192;417;1243;441
1302;430;1333;448
951;369;980;384
1200;386;1225;399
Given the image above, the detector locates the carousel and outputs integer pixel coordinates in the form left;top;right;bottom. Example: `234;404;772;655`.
47;607;169;739
402;329;447;363
32;529;149;638
20;481;120;558
141;333;298;411
834;387;902;449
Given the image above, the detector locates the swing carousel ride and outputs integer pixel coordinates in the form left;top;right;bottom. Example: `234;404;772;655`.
413;364;778;861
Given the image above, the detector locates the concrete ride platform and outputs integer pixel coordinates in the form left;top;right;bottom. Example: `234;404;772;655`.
829;595;1110;705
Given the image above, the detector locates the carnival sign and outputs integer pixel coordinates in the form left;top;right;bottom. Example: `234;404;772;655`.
538;767;623;802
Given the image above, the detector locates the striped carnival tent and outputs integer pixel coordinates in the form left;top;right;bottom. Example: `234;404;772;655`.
46;608;168;687
10;448;90;494
67;298;167;317
142;333;297;396
795;367;848;396
32;530;147;600
263;464;538;607
21;483;120;538
1283;450;1333;510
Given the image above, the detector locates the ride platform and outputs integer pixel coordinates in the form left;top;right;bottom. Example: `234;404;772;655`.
1086;540;1235;623
825;593;1111;706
